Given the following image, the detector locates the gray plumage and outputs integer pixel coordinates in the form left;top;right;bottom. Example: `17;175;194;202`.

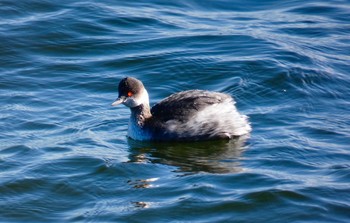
151;90;231;122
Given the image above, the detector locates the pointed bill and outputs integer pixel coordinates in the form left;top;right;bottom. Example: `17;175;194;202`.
111;97;125;106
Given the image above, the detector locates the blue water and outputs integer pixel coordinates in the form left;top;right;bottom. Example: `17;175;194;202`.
1;0;350;222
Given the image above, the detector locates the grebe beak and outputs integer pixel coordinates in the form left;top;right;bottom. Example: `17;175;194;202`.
111;97;125;106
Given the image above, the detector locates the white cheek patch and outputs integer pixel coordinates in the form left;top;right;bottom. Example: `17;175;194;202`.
123;97;139;108
123;89;150;108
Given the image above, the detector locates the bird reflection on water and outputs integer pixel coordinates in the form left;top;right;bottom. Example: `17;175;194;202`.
126;136;249;174
125;136;249;209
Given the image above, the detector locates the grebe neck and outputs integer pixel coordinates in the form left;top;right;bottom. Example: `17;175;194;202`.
130;103;152;126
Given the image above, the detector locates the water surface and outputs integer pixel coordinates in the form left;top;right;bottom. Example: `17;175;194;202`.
1;0;350;222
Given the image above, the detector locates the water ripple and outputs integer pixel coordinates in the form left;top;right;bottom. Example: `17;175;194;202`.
1;0;350;222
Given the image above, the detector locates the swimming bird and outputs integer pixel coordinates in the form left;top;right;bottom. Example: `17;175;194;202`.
112;77;251;141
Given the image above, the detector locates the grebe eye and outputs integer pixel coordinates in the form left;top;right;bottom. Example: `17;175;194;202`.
127;91;133;97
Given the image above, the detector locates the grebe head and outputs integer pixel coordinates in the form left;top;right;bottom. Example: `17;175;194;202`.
112;77;149;108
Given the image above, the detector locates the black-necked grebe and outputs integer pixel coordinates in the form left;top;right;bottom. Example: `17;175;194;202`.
112;77;251;141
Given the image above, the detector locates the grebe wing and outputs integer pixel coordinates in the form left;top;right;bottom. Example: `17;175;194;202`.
151;90;232;122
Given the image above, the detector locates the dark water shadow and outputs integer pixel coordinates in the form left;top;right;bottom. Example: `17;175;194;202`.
126;136;249;174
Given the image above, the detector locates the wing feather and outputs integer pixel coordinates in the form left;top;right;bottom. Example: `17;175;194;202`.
151;90;231;122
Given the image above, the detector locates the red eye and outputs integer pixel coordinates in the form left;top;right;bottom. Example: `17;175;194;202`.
127;91;133;97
